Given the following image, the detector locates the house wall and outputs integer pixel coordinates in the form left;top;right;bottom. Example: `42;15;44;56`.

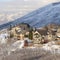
33;31;42;44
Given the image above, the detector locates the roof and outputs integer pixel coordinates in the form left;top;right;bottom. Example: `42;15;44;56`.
37;29;47;35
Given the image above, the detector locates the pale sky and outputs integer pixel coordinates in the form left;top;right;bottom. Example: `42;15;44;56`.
0;0;60;25
0;0;60;12
0;0;60;15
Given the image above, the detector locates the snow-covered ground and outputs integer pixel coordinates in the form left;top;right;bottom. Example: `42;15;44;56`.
6;39;33;55
41;41;60;54
0;32;60;55
0;33;9;44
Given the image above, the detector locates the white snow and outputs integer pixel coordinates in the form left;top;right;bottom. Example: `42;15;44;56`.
7;40;24;55
7;38;33;54
0;33;9;44
12;40;24;49
41;41;60;54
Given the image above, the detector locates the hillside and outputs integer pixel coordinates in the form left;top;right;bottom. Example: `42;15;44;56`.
0;2;60;30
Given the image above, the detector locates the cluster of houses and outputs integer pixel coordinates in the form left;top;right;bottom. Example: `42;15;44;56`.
0;23;60;46
8;23;60;45
33;24;60;44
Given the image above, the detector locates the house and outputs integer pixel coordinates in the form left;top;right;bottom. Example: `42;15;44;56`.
47;24;58;31
33;31;42;44
18;23;30;31
37;29;49;43
10;26;21;37
46;24;58;41
56;28;60;40
33;27;49;44
10;23;31;40
46;31;53;41
37;29;47;36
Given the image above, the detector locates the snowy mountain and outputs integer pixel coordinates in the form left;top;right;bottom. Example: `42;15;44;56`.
0;2;60;30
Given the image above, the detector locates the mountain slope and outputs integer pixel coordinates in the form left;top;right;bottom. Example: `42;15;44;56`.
0;2;60;30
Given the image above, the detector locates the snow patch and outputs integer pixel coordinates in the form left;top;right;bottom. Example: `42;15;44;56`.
42;41;60;54
0;33;9;44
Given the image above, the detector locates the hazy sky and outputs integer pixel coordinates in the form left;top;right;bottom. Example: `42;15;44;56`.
0;0;60;8
0;0;13;2
0;0;60;24
0;0;60;18
0;0;60;14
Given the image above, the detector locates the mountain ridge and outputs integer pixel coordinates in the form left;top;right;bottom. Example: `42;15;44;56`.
0;2;60;30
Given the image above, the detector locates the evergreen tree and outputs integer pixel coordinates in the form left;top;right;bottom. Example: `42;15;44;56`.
29;28;33;40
